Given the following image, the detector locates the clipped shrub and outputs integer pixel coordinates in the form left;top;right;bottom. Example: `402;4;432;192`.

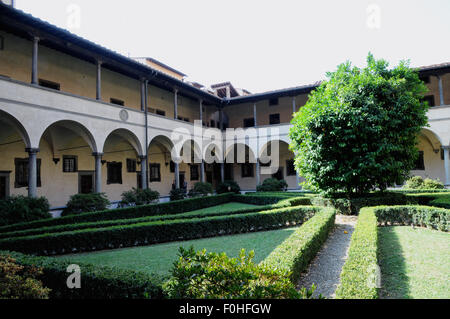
188;182;213;198
262;208;335;282
0;251;164;299
0;206;322;256
0;254;50;299
335;208;378;299
0;196;50;226
164;247;317;299
310;192;411;215
0;193;234;234
404;176;444;190
374;205;449;231
257;178;288;192
61;193;110;217
216;180;241;194
429;195;450;209
170;188;187;201
119;188;159;207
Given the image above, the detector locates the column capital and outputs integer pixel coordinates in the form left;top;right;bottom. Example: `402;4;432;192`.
25;147;40;154
92;152;104;157
442;146;450;150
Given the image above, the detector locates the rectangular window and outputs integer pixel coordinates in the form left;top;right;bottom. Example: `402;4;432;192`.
156;109;166;116
269;113;280;125
126;159;137;173
420;76;430;84
110;98;125;106
414;151;425;170
210;120;215;128
241;163;254;178
39;79;60;91
190;164;199;181
150;163;161;182
269;98;279;106
107;162;122;184
62;156;78;173
286;159;296;176
423;95;435;107
243;118;255;128
14;158;41;188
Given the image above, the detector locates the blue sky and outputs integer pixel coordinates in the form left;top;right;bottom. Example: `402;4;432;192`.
15;0;450;93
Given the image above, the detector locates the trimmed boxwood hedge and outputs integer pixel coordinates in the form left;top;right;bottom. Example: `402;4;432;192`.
234;194;311;206
0;250;165;299
373;205;449;231
336;205;449;299
262;208;336;283
335;207;378;299
0;193;234;234
0;197;308;240
0;206;324;256
310;192;412;215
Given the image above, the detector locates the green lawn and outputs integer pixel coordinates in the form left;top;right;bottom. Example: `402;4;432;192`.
55;226;299;276
378;226;450;299
177;202;261;216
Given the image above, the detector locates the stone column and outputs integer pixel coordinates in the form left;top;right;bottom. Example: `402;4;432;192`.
93;152;103;193
200;161;205;183
96;60;102;101
174;88;178;119
26;148;39;198
256;160;261;187
292;96;296;114
174;162;180;189
31;37;39;85
139;155;148;189
220;162;225;183
437;75;445;106
253;103;257;127
444;147;450;186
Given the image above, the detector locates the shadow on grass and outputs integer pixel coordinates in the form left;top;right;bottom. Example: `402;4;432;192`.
377;226;410;299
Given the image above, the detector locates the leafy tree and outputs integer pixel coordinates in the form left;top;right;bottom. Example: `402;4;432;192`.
289;53;429;196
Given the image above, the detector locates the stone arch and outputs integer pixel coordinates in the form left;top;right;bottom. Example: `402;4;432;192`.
39;120;98;153
179;139;203;164
420;128;442;152
0;109;31;148
103;128;143;156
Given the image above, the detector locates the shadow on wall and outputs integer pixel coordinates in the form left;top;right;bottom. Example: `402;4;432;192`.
377;227;410;299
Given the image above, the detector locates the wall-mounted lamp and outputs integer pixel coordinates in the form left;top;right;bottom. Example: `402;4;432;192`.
101;160;107;166
52;158;60;165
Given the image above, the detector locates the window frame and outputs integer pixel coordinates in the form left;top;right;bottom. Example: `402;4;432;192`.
126;158;137;173
269;113;280;125
106;161;122;184
149;163;161;182
62;155;78;173
243;118;255;128
110;98;125;106
14;158;41;188
38;79;60;91
241;163;254;178
190;164;199;181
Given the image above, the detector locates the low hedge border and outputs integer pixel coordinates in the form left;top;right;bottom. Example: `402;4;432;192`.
335;207;378;299
0;250;165;299
373;205;449;231
336;205;449;299
0;206;324;256
310;192;413;215
234;194;311;206
0;197;308;240
262;208;336;283
0;193;234;234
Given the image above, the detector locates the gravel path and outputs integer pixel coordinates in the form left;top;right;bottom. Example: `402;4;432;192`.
297;214;358;298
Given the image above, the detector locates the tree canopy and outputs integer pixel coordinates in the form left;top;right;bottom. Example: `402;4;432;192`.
289;53;429;196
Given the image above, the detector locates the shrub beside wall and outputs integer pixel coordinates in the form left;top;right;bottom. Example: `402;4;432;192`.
262;208;336;283
0;196;51;226
335;208;378;299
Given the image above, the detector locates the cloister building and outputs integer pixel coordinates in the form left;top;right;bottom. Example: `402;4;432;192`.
1;3;450;209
